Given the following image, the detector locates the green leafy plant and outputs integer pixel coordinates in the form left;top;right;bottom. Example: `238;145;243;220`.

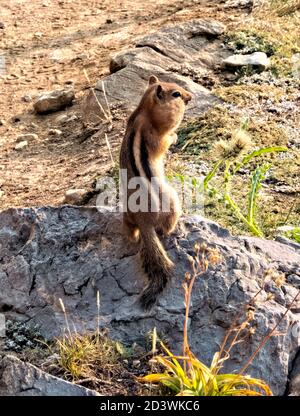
143;343;272;396
224;30;277;56
284;227;300;243
203;124;288;237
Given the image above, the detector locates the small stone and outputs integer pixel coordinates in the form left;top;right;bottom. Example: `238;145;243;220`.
106;18;113;24
0;119;5;126
50;49;76;63
49;128;62;136
0;22;5;29
34;88;75;114
222;52;270;70
34;32;43;38
16;133;38;143
0;190;4;198
22;95;33;103
77;53;88;60
224;0;252;8
64;189;87;205
14;141;28;150
55;114;69;124
55;113;78;124
277;226;296;233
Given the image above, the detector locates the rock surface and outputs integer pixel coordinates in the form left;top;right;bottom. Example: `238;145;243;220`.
34;88;75;114
0;206;300;395
288;352;300;395
84;20;228;122
0;355;99;396
222;52;270;70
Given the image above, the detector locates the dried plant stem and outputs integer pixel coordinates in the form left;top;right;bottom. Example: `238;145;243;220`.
217;286;265;368
59;298;72;339
102;80;112;121
96;290;100;342
83;69;111;123
239;288;300;375
83;69;115;166
105;133;115;167
183;252;209;369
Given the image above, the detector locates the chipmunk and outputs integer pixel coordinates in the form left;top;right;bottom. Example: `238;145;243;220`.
120;75;192;309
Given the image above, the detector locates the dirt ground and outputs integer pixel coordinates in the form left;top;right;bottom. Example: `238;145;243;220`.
0;0;234;209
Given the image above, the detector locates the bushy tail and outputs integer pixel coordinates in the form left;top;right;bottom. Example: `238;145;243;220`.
139;227;173;310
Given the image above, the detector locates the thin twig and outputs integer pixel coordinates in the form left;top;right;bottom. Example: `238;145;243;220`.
83;69;115;166
239;288;300;375
105;133;115;166
102;80;112;121
76;377;114;386
83;69;111;123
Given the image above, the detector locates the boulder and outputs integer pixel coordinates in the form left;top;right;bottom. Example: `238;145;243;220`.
34;88;75;114
0;206;300;395
0;355;99;396
83;20;228;122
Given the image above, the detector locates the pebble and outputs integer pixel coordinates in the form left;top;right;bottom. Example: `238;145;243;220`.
49;128;62;136
16;133;38;143
63;189;87;205
22;95;33;103
55;113;78;124
14;141;28;150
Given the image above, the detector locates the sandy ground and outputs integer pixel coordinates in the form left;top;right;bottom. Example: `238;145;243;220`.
0;0;231;209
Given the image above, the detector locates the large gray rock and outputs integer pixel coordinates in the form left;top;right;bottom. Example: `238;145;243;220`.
84;20;227;122
0;355;99;396
0;206;300;395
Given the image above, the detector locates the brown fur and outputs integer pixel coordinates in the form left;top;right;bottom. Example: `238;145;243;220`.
120;75;192;309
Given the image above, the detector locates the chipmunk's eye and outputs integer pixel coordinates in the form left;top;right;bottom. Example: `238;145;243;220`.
172;91;181;98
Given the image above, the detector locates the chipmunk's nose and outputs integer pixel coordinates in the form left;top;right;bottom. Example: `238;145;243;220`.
184;93;192;105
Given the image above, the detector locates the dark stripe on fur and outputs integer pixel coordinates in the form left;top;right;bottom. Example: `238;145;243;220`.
140;134;153;182
128;131;139;177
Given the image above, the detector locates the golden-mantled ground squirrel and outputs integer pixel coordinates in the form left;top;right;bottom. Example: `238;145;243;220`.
120;75;192;309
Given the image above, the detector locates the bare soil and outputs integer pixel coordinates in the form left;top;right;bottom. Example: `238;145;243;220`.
0;0;235;210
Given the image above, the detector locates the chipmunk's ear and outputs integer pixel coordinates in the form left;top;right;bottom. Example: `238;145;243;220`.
148;75;159;85
156;84;164;100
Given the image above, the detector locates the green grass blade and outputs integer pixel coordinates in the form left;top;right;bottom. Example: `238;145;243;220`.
234;146;288;173
247;164;271;226
203;160;223;190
